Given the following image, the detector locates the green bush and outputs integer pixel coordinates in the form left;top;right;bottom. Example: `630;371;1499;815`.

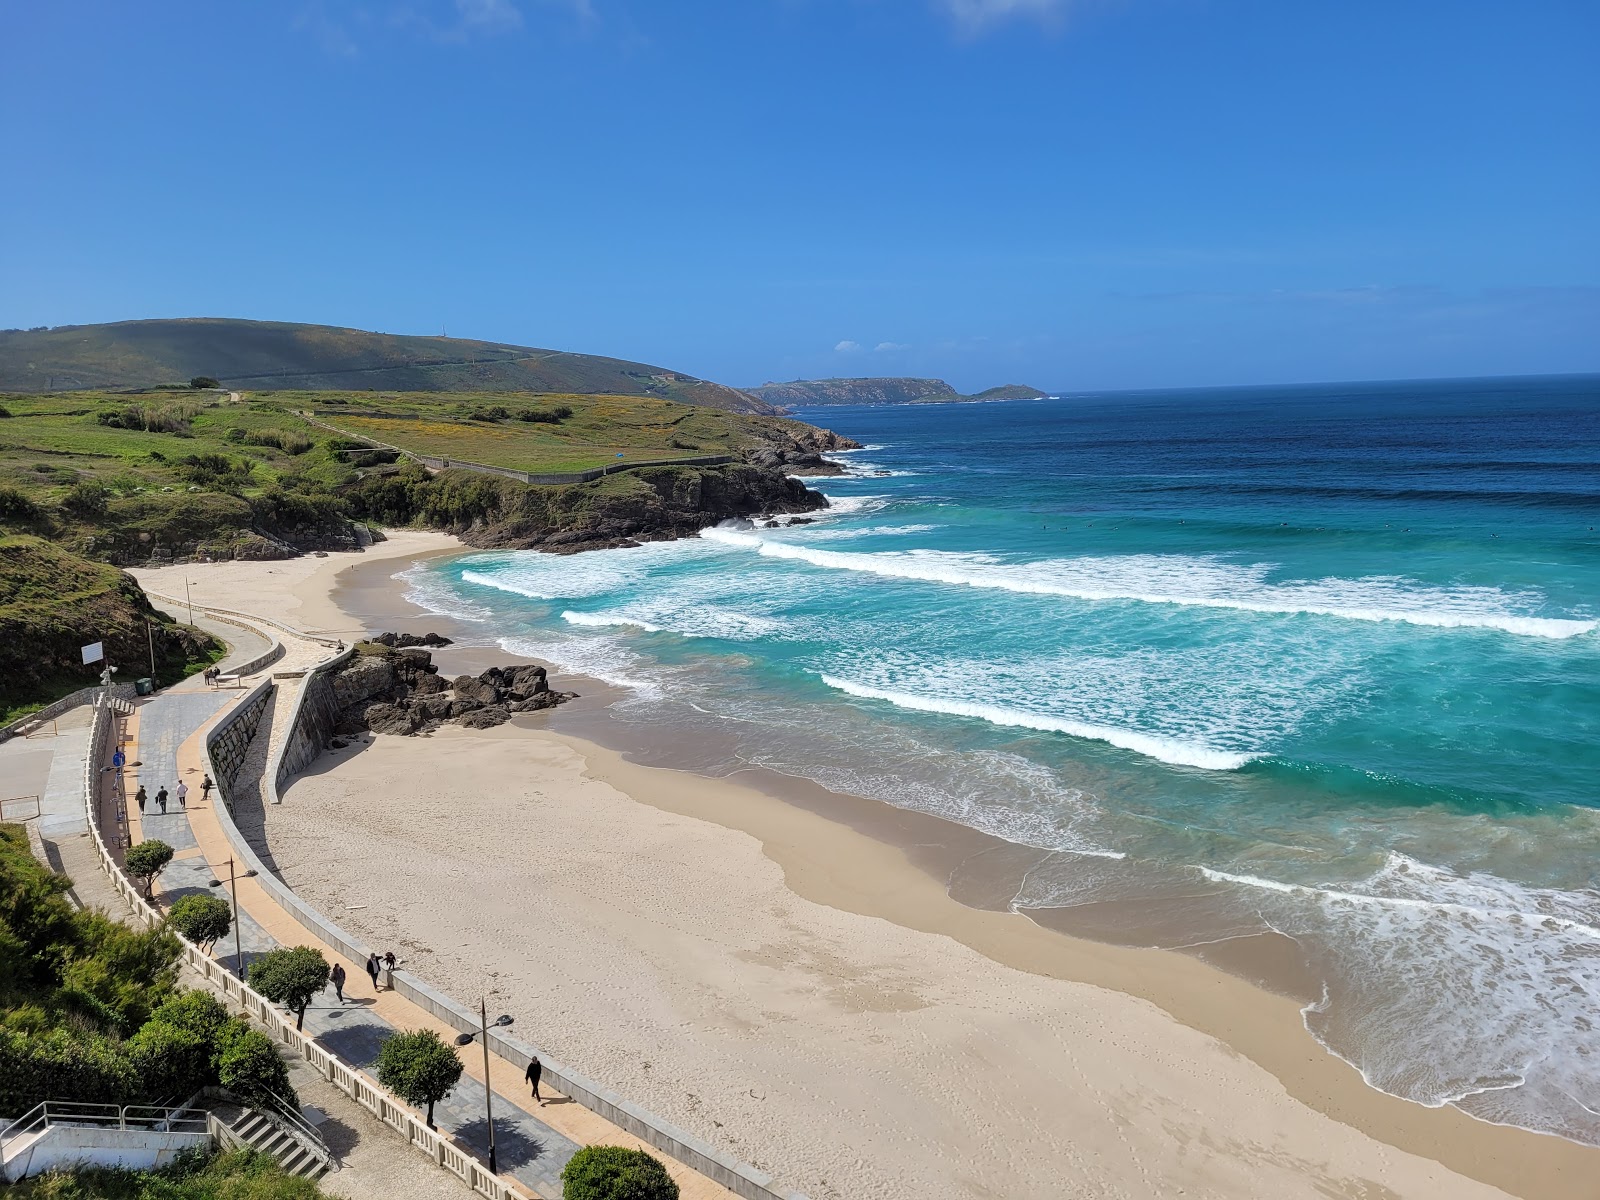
124;839;174;898
126;1019;212;1099
561;1145;680;1200
62;480;110;517
0;1027;137;1112
190;376;221;389
166;893;232;951
247;946;329;1030
217;1027;294;1106
375;1029;462;1129
517;405;573;424
148;991;232;1052
0;486;39;522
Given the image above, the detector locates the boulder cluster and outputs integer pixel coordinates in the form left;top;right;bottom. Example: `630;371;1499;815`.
328;637;575;737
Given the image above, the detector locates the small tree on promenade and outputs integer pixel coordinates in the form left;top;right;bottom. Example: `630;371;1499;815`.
124;840;174;899
217;1025;295;1106
376;1029;463;1130
248;946;329;1031
166;892;231;951
561;1145;679;1200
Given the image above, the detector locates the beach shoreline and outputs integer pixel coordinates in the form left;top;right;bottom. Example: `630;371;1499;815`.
176;539;1596;1199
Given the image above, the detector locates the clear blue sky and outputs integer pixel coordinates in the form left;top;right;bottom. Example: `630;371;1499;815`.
3;1;1596;392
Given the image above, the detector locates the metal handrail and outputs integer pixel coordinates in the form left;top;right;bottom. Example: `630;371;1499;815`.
242;1087;336;1169
1;1101;209;1159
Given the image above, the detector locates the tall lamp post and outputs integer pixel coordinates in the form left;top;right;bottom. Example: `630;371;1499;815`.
456;1004;514;1173
208;856;258;979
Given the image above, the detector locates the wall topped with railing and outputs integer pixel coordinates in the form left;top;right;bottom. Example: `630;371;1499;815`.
79;696;534;1200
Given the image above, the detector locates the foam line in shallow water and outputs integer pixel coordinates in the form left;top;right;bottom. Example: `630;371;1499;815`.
701;527;1595;639
818;673;1258;770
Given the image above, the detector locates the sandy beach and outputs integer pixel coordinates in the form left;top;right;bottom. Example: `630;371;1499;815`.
188;542;1595;1200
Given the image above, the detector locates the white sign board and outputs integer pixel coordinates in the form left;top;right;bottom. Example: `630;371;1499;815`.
81;641;104;665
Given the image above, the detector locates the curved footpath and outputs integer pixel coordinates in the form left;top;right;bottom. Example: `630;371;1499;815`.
115;605;757;1200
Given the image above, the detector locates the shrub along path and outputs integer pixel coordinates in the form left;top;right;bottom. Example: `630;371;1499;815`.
120;641;734;1200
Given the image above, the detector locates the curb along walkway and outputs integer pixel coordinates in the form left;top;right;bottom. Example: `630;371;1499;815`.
131;618;737;1200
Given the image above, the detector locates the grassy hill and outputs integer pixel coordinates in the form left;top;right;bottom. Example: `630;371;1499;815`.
0;387;852;564
748;377;1047;407
0;319;777;414
0;536;220;720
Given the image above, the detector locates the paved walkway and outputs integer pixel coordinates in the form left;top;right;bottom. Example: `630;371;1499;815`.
120;616;735;1200
0;703;95;838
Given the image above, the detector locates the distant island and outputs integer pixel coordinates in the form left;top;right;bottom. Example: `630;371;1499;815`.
747;378;1049;408
0;318;776;415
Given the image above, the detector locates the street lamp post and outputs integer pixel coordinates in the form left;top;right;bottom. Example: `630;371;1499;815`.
208;857;258;979
456;1004;514;1174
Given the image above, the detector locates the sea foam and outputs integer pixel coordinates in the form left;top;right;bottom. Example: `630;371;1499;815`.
819;673;1257;770
700;529;1594;639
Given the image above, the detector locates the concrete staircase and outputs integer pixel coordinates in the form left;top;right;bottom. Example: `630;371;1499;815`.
210;1101;333;1181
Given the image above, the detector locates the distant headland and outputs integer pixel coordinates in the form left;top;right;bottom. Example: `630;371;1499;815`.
747;377;1049;408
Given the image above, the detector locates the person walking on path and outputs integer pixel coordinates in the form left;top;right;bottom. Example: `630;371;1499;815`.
112;747;126;770
365;953;381;992
525;1055;544;1106
330;962;346;1003
155;786;168;814
382;951;397;990
176;780;188;809
135;785;147;814
200;774;214;802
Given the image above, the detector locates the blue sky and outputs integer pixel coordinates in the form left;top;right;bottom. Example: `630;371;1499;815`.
2;0;1596;392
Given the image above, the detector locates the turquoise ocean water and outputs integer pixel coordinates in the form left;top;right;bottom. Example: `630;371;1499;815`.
406;375;1600;1143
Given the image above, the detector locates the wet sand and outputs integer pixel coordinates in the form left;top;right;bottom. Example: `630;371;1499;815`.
246;545;1598;1199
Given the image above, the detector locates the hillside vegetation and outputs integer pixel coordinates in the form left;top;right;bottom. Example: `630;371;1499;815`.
0;537;220;720
0;387;849;557
748;377;1047;407
0;319;776;414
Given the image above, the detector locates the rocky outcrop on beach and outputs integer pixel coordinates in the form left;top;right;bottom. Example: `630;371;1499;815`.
328;640;574;736
367;630;453;648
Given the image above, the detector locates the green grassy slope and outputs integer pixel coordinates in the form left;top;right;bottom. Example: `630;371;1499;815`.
0;319;776;414
0;536;220;720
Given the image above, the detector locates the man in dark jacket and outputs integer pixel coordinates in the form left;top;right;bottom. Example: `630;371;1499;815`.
525;1055;544;1105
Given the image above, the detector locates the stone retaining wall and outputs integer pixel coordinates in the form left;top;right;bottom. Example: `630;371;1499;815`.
206;681;274;809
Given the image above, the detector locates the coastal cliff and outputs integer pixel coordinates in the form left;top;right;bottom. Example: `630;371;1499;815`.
351;460;830;554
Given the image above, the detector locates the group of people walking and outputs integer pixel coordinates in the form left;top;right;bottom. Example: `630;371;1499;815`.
327;951;399;1002
131;774;212;815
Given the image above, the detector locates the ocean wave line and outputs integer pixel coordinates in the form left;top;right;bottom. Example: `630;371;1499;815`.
700;528;1594;639
817;674;1257;770
1197;866;1600;938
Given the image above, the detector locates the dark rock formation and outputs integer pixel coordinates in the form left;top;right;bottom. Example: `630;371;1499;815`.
328;642;575;738
369;631;453;648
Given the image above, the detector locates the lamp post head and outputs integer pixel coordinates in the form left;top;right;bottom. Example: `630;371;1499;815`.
494;1015;514;1028
208;879;223;888
455;1032;475;1047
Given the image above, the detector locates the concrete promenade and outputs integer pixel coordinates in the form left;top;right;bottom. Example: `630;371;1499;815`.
121;632;735;1200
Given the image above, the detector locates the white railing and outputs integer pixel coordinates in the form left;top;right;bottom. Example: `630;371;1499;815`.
78;697;531;1200
1;1102;209;1159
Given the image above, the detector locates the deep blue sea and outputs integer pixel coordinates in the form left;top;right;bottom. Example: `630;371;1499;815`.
407;374;1600;1143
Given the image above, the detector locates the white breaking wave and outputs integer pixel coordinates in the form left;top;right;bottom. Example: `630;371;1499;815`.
1194;854;1600;1139
700;529;1594;639
562;610;664;633
818;674;1257;770
561;603;782;641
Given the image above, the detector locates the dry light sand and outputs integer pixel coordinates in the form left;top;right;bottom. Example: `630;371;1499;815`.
177;542;1596;1200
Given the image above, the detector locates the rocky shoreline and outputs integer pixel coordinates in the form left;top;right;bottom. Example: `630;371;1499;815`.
327;633;576;737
